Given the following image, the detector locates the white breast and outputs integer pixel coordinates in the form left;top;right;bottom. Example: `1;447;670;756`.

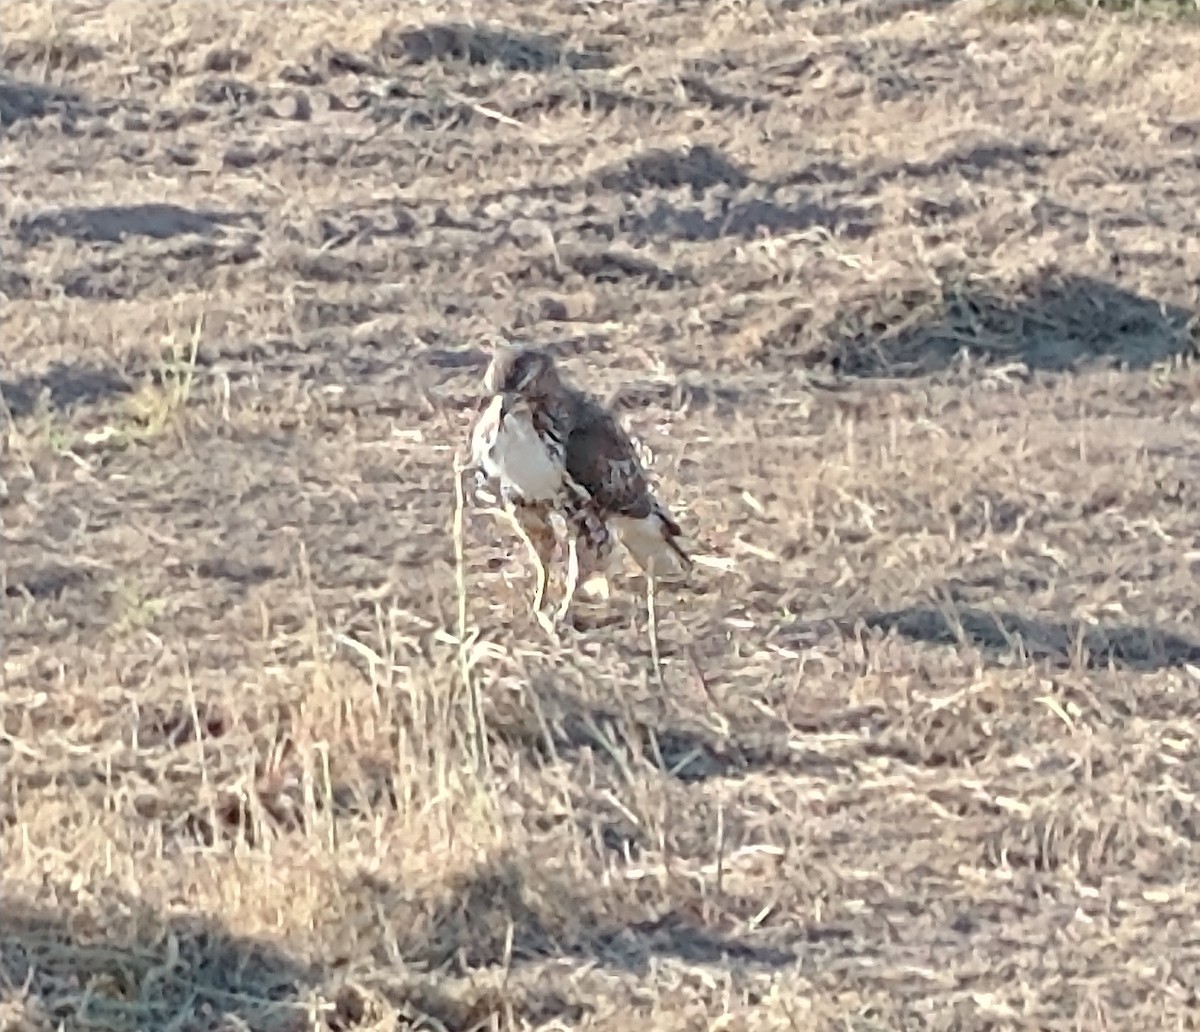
471;395;563;503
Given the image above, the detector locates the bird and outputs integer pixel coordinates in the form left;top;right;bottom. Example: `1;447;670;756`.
468;387;585;622
469;341;693;622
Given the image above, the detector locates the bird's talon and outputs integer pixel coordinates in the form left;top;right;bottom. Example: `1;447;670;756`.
580;572;610;602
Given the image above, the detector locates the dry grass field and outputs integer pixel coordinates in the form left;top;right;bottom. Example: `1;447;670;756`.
4;0;1200;1028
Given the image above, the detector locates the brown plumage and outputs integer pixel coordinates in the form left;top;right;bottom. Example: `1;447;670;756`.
475;343;693;594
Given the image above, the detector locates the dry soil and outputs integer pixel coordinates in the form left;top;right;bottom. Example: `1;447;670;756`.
3;1;1200;1030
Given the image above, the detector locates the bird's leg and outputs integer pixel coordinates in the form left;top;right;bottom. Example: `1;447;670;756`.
580;568;611;602
645;570;667;694
505;501;555;617
574;527;612;603
579;503;618;602
556;496;617;619
556;533;582;625
553;489;593;623
521;523;550;615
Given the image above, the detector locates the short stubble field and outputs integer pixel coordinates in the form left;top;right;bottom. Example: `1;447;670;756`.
4;1;1200;1029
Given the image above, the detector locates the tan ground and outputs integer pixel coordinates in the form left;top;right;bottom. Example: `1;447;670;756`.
4;0;1200;1029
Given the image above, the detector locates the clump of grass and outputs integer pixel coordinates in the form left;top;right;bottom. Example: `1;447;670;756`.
122;317;203;441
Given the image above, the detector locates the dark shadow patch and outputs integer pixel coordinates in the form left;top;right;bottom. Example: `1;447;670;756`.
567;249;686;290
4;565;93;601
4;890;560;1032
612;913;806;964
678;71;771;113
860;704;998;769
487;681;852;786
860;605;1200;672
990;0;1200;20
60;236;262;301
280;62;324;86
14;203;258;245
293;297;397;333
872;138;1070;185
772;139;1065;193
0;76;88;127
223;141;285;170
331;960;588;1032
864;0;948;16
378;22;612;72
773;158;859;187
0;264;32;299
793;0;947;17
866;37;975;102
593;144;752;194
512;81;664;120
325;47;384;77
194;77;260;107
287;251;392;285
203;46;252;73
370;94;475;132
0;897;313;1032
194;557;278;585
1168;119;1200;145
2;38;103;72
1;362;131;418
137;700;232;748
421;346;490;371
406;147;748;215
185;786;308;850
622;195;877;243
1;543;118;661
763;271;1199;377
347;856;797;978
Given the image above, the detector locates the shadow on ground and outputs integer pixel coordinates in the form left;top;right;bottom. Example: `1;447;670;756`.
484;676;853;786
774;135;1065;190
0;76;88;127
0;898;313;1032
13;203;259;245
760;271;1199;377
771;136;1062;192
861;604;1200;671
1;889;601;1032
1;361;132;418
624;195;877;244
347;853;798;982
377;21;613;72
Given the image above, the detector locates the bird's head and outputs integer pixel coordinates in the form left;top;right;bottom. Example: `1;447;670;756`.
483;342;560;399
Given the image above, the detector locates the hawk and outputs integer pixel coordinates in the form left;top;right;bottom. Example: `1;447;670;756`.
469;343;692;622
469;386;592;620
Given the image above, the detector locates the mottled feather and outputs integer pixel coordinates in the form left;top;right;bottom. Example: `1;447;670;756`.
478;343;692;581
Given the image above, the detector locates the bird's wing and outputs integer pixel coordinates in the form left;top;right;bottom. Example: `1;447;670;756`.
562;394;692;578
564;399;661;521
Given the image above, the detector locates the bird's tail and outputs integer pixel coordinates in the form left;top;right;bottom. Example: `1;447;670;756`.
610;500;693;581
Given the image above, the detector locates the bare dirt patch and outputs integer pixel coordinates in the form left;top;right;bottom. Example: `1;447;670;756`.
3;1;1200;1029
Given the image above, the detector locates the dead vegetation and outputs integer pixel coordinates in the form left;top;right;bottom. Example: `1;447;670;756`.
3;0;1200;1029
